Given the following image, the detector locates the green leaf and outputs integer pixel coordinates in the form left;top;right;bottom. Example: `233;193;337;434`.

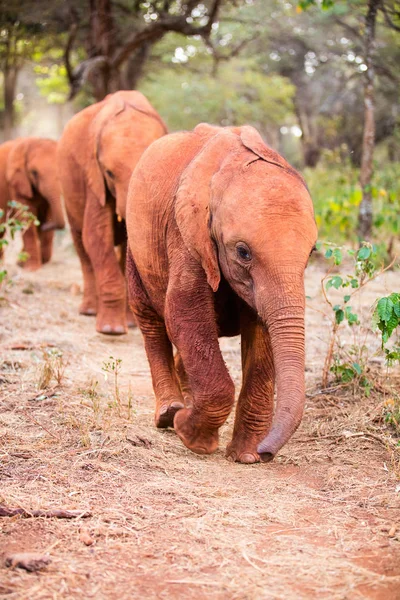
327;275;343;290
344;295;351;303
353;362;362;375
386;313;400;339
357;246;371;260
325;248;333;259
333;248;342;265
335;309;344;324
345;307;359;325
377;297;394;322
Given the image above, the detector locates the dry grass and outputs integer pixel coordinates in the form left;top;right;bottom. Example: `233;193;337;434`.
0;234;399;599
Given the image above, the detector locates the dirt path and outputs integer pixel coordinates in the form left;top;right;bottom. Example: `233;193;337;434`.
1;234;399;599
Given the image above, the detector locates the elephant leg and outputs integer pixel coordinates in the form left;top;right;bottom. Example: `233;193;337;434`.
174;351;193;406
119;238;136;328
165;261;235;455
83;201;127;335
226;307;274;464
126;249;184;427
69;224;97;316
39;229;54;264
20;225;41;270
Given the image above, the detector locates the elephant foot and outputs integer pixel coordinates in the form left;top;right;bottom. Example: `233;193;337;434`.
126;307;137;329
97;322;127;335
155;401;184;429
96;305;128;336
41;253;52;265
19;260;41;271
174;408;219;455
226;438;261;464
79;302;97;316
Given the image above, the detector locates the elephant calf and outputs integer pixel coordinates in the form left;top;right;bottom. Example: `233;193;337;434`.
57;91;167;335
126;123;317;463
0;137;64;270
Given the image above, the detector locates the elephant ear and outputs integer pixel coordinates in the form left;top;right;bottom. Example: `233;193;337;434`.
85;95;126;207
240;125;292;168
175;130;241;292
7;139;33;199
240;125;306;185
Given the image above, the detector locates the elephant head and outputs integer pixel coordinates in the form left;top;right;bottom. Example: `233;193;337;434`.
7;138;65;231
86;91;167;220
175;124;317;460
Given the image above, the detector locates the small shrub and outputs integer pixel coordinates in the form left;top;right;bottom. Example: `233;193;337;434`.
317;241;394;391
372;293;400;365
37;348;67;389
0;201;39;290
383;397;400;436
102;356;122;415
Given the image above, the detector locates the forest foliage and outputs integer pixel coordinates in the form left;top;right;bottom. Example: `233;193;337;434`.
0;1;398;166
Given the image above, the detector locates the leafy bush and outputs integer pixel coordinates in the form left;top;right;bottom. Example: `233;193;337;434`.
307;163;400;256
0;201;39;290
317;241;391;392
372;293;400;364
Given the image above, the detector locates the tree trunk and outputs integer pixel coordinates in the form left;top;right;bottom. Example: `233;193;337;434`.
358;0;380;241
294;97;321;168
88;0;119;101
121;43;152;90
3;65;18;140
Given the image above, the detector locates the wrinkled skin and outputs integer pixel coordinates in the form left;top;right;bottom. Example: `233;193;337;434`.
57;91;167;335
126;124;318;463
0;137;64;270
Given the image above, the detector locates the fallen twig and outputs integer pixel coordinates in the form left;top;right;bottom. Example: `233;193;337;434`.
22;410;60;440
295;431;392;447
7;342;56;351
0;505;92;519
5;553;51;572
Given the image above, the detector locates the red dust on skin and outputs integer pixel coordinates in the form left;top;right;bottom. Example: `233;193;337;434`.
0;137;64;270
57;90;167;336
126;123;318;463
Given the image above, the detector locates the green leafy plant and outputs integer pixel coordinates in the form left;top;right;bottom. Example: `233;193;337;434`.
372;293;400;365
308;164;400;260
0;201;39;289
318;241;392;390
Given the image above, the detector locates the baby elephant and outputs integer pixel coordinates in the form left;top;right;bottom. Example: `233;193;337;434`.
0;137;64;270
126;124;317;463
57;91;167;335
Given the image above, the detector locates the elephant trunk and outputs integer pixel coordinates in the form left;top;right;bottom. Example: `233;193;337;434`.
256;277;306;461
41;191;65;232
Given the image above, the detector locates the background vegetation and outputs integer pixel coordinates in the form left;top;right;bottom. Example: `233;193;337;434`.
0;0;399;251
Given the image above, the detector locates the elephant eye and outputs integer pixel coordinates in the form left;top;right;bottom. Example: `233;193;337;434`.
236;243;252;262
105;169;114;179
30;169;38;179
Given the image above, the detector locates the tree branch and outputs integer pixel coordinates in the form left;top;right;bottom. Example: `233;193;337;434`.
64;15;79;88
380;2;400;31
111;0;223;69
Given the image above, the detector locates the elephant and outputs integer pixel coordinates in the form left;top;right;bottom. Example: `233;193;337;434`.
125;123;317;463
57;90;167;335
0;137;65;270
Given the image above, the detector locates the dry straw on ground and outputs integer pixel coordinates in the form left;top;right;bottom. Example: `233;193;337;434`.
0;235;399;599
